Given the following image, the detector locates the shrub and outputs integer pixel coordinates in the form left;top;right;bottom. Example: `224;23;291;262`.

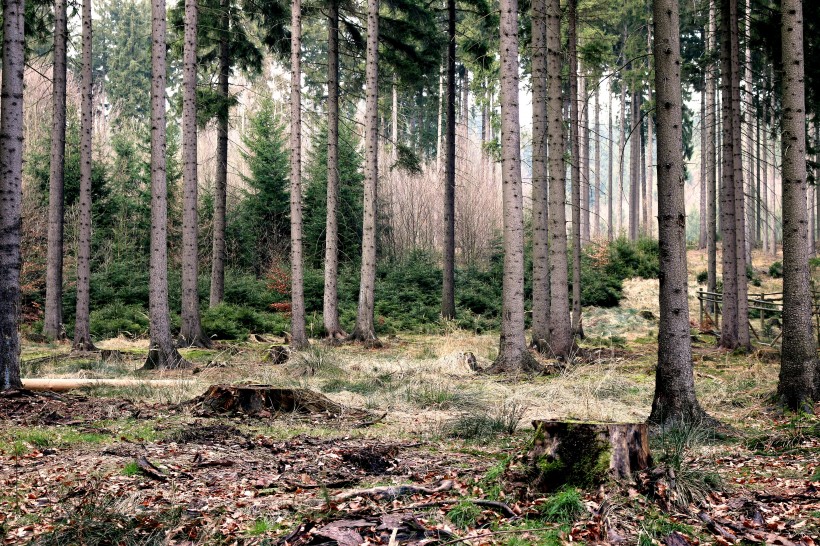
90;303;149;339
769;261;783;278
201;303;286;340
696;270;708;284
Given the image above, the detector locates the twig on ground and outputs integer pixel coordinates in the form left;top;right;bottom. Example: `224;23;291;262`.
334;480;454;501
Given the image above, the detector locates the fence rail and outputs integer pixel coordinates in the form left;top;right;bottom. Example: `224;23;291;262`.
696;288;820;347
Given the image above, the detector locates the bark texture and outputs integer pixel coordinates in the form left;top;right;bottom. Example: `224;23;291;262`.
209;0;229;307
527;420;651;492
74;0;96;352
441;0;456;320
629;91;640;242
349;0;380;346
487;0;540;374
545;0;572;359
179;0;209;348
649;0;707;424
530;0;550;351
145;0;188;370
0;0;24;390
323;0;346;339
777;0;817;411
44;0;68;340
568;0;583;337
289;0;308;349
706;0;717;305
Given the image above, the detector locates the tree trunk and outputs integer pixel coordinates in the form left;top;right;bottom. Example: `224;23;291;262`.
568;0;583;337
179;0;208;348
546;0;572;359
323;0;346;340
649;0;707;424
646;82;654;238
777;0;817;411
640;102;647;235
761;99;769;255
594;86;601;239
436;67;443;173
706;0;718;307
487;0;540;374
527;420;651;491
629;91;640;242
729;0;750;350
608;87;614;241
531;0;549;351
209;0;229;308
441;0;456;320
700;73;707;249
145;0;189;370
73;0;96;352
44;0;67;341
0;0;24;390
618;70;627;236
289;0;308;349
391;74;398;158
349;0;380;346
580;69;590;245
743;5;754;260
718;0;739;350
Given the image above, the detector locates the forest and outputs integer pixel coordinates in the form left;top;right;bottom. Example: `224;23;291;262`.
0;0;819;542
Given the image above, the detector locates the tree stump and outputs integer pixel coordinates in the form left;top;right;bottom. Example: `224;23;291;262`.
527;420;651;491
199;384;344;416
265;345;291;365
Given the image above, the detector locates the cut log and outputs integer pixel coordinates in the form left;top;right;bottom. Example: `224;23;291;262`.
527;420;651;491
199;384;344;416
22;378;194;392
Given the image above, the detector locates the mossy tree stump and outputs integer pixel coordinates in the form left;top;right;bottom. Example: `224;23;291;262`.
527;420;651;492
200;385;344;416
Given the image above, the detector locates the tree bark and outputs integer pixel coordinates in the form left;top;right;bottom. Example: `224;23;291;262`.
594;86;601;239
546;0;572;359
441;0;456;320
761;97;769;255
487;0;540;373
700;73;707;249
349;0;380;346
179;0;209;348
568;0;583;337
729;0;750;350
0;0;24;390
649;0;707;424
618;67;627;236
527;420;651;491
289;0;308;349
73;0;96;352
44;0;68;341
706;0;718;307
743;4;754;260
145;0;188;370
209;0;230;307
718;0;739;350
608;87;614;240
777;0;817;411
629;91;640;242
530;0;549;351
580;70;590;245
323;0;346;340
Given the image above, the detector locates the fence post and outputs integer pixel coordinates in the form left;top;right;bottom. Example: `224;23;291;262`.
698;290;703;328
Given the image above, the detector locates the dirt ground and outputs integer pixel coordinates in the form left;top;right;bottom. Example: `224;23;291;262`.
2;250;818;545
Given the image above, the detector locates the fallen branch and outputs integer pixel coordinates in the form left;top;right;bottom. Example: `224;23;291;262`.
136;455;167;482
334;479;454;502
408;499;517;519
353;411;388;428
22;378;194;392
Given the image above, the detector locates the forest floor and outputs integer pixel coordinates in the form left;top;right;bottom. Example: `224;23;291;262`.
2;250;819;545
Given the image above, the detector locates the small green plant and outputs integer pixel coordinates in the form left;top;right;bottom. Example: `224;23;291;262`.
121;461;140;476
445;400;526;440
696;270;708;284
247;518;277;536
538;488;585;524
447;500;482;529
407;383;476;410
289;345;342;377
769;260;783;278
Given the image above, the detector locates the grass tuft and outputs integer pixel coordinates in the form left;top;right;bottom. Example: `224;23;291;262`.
538;488;585;524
